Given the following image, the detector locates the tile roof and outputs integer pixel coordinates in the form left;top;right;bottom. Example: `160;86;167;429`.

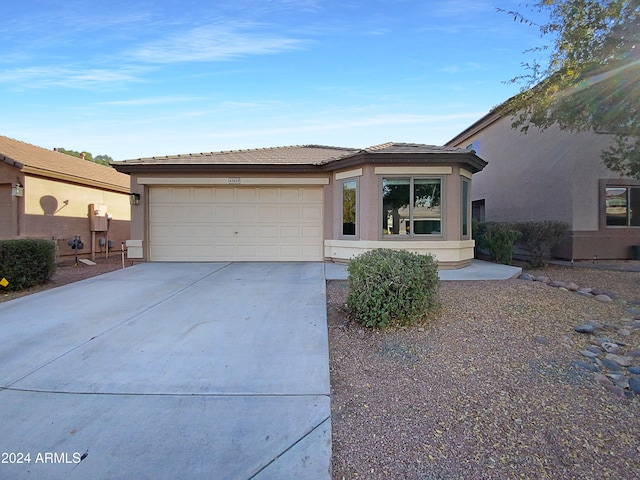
0;135;130;193
115;142;475;167
117;145;359;166
362;142;473;154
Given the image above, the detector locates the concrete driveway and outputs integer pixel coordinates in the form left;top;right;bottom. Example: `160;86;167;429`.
0;262;331;479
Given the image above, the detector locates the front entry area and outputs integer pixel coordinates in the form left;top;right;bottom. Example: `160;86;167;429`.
148;186;324;261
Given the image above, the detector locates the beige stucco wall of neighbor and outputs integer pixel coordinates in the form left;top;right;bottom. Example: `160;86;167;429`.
0;162;25;238
449;115;640;259
325;164;475;267
20;176;130;257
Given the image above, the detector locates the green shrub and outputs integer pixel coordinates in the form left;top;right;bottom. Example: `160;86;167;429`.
346;249;440;328
481;222;521;265
517;220;570;267
0;239;57;291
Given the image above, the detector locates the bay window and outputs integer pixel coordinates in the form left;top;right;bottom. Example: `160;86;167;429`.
382;177;441;236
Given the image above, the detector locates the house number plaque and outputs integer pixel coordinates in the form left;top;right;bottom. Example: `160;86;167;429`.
228;177;241;184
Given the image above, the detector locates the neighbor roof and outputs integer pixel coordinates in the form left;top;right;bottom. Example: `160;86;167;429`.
0;135;130;193
113;142;487;174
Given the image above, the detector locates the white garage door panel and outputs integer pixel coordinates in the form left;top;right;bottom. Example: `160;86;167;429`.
149;186;323;261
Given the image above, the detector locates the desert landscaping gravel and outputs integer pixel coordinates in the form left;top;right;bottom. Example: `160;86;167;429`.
328;263;640;479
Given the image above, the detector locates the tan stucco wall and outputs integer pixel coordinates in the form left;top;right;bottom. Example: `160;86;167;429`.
128;167;476;267
451;117;622;230
20;176;130;257
450;115;640;259
0;162;24;238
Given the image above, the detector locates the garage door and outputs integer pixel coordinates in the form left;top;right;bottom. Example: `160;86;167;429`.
148;186;324;261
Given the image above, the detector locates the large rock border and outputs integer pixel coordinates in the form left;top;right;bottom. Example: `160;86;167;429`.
519;273;640;398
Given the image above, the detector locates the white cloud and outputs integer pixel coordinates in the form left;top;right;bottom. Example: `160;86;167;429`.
99;96;205;106
0;65;145;89
128;23;304;64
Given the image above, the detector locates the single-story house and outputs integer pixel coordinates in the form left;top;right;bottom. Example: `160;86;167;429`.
0;135;131;258
446;110;640;260
112;142;487;268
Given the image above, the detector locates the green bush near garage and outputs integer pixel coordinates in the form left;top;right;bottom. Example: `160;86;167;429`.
346;248;440;328
0;239;57;291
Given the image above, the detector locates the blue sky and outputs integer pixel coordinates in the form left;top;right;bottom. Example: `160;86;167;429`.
0;1;549;160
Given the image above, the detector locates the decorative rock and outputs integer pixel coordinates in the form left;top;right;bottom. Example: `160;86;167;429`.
565;282;580;291
575;324;595;334
618;328;631;337
580;350;599;358
629;299;640;306
595;294;613;303
604;384;627;398
535;276;551;284
578;287;593;294
608;374;630;389
559;287;569;292
600;358;621;372
601;342;621;354
573;361;599;372
627;349;640;358
594;373;612;386
605;353;632;367
628;366;640;375
587;345;604;354
534;336;549;345
596;337;611;343
591;288;605;296
626;307;640;315
629;377;640;394
550;280;566;288
519;274;535;281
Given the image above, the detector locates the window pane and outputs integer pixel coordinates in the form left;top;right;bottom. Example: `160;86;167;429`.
342;180;357;235
413;178;441;235
631;187;640;227
382;178;410;235
606;188;628;226
461;179;470;236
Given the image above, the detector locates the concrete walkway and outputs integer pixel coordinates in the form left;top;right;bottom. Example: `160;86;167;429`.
0;263;330;480
325;259;522;281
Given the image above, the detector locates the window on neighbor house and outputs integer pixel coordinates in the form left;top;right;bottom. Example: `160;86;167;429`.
606;187;640;227
382;177;442;236
341;179;358;237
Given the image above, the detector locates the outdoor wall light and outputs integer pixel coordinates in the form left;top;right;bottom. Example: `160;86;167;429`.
11;184;24;197
129;193;141;205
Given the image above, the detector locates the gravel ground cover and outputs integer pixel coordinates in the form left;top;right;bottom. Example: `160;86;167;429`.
329;264;640;479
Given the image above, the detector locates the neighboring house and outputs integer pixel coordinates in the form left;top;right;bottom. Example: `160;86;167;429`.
113;142;487;269
446;110;640;260
0;135;131;258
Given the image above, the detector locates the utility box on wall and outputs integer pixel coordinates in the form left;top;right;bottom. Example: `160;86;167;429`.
89;203;108;231
126;239;144;259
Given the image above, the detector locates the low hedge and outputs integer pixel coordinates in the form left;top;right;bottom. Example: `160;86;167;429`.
475;220;570;267
346;249;440;328
0;239;57;291
478;222;521;265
